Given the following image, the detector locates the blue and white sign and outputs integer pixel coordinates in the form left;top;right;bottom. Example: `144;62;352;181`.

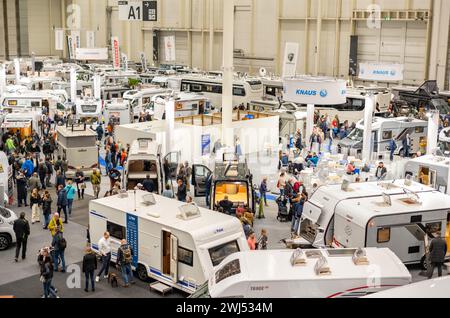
358;62;404;81
126;213;139;267
201;134;211;156
283;76;347;105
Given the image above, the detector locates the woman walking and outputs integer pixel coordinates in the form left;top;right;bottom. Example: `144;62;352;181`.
30;188;42;225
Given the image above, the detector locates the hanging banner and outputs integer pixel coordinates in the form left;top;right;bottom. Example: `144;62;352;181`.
71;30;81;49
86;31;95;48
358;62;404;81
112;36;121;69
283;76;347;105
282;42;299;78
164;36;176;62
55;29;64;51
143;1;157;21
75;48;108;60
67;35;74;59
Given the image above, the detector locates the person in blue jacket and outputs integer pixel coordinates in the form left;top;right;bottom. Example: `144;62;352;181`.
21;156;34;178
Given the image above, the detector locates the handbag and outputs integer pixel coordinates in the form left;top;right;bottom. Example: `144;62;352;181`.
80;183;87;189
39;275;45;283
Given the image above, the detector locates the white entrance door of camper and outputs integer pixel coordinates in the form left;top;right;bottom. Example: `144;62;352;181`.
170;234;178;283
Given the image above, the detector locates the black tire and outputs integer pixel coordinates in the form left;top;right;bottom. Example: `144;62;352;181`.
0;234;11;251
136;263;148;281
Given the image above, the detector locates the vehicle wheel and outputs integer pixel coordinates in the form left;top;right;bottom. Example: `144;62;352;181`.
0;234;11;251
136;264;149;281
420;255;429;271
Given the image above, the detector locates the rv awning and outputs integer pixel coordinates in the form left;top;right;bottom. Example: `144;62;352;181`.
1;121;32;129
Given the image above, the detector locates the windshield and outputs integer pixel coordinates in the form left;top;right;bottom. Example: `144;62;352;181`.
431;99;450;114
215;259;241;284
208;240;240;267
346;128;364;141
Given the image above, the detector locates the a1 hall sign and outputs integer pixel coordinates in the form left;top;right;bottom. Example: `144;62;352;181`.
118;0;157;22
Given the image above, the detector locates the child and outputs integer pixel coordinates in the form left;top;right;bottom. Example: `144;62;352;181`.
257;229;268;250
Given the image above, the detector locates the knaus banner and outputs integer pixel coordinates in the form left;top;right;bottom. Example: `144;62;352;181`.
359;62;404;81
283;77;347;105
282;42;299;78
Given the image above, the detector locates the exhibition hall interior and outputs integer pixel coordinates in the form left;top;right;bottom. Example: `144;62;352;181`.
0;0;450;300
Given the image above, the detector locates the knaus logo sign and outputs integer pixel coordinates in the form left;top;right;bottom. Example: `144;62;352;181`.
359;63;404;81
295;89;331;98
284;77;347;105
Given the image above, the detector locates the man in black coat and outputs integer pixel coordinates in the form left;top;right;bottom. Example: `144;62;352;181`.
428;233;448;279
142;175;155;193
82;246;98;292
13;212;30;262
16;170;28;207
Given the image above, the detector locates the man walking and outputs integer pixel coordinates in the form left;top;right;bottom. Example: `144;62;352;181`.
13;212;30;262
91;168;101;199
96;232;111;282
428;232;448;279
52;228;67;273
57;185;68;223
116;239;135;287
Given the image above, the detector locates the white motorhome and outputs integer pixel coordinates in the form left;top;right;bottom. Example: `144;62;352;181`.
104;99;133;126
1;111;41;139
124;139;180;193
192;248;411;298
89;191;248;293
75;98;102;124
123;87;170;117
404;155;450;194
151;92;211;120
365;276;450;298
56;123;99;179
151;76;182;90
332;190;450;268
338;117;428;158
180;75;264;110
299;180;435;248
0;91;65;115
0;206;17;250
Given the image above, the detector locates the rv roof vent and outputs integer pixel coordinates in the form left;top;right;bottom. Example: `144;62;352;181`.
118;190;128;198
177;203;201;220
352;248;369;265
290;248;307;266
314;256;331;276
141;193;156;206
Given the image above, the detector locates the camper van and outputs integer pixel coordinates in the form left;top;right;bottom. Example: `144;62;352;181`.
151;93;211;120
0;91;65;114
89;191;248;293
104;99;133;126
75;98;102;124
332;190;450;268
192;160;256;213
439;127;450;156
180;75;263;110
404;155;450;194
299;180;435;248
56;123;98;179
338;117;428;158
123;87;170;117
0;206;17;251
191;248;411;298
124;139;180;193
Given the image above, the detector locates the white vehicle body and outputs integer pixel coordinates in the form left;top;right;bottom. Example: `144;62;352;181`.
0;206;18;250
201;248;411;298
89;190;248;294
0;91;64;116
101;70;139;87
180;75;264;110
18;76;61;90
51;80;93;98
332;190;450;265
151;92;211;120
104;99;133;126
75;98;102;123
338;117;428;158
0;152;14;205
151;76;182;90
438;127;450;156
1;111;42;137
123;87;170;117
261;77;283;98
365;276;450;298
56;124;98;179
404;155;450;194
300;180;435;248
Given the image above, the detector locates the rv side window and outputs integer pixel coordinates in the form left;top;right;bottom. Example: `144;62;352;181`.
31;101;40;107
107;221;126;240
178;246;194;267
191;84;202;92
382;131;392;140
233;86;246;97
209;240;240;267
377;228;391;243
215;259;241;284
415;127;425;133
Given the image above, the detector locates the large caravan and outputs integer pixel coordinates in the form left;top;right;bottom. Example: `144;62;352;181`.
180;75;263;110
75;98;102;124
123;87;170;117
104;99;134;126
299;180;435;248
0;91;65;114
332;190;450;268
151;93;211;120
192;248;411;298
338;117;428;158
123;139;180;194
56;123;99;179
404;155;450;194
89;191;248;294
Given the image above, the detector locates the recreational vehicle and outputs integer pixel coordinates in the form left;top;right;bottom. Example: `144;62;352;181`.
261;77;283;98
151;93;211;120
104;99;134;126
365;276;450;298
299;180;435;248
180;75;264;110
192;160;256;213
1;111;41;139
338;117;428;158
438;127;450;156
332;190;450;268
404;155;450;194
89;191;248;293
56;123;99;179
123;87;170;117
75;98;102;124
191;248;411;298
124;139;180;193
0;206;17;251
0;91;64;114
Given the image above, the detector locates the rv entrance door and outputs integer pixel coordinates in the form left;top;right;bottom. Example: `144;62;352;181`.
163;151;180;180
162;230;178;283
192;165;212;197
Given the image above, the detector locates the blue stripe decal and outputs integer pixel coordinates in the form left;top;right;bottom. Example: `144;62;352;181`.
89;211;107;219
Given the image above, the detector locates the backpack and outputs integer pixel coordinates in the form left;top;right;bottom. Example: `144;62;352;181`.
58;235;67;250
122;245;132;264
